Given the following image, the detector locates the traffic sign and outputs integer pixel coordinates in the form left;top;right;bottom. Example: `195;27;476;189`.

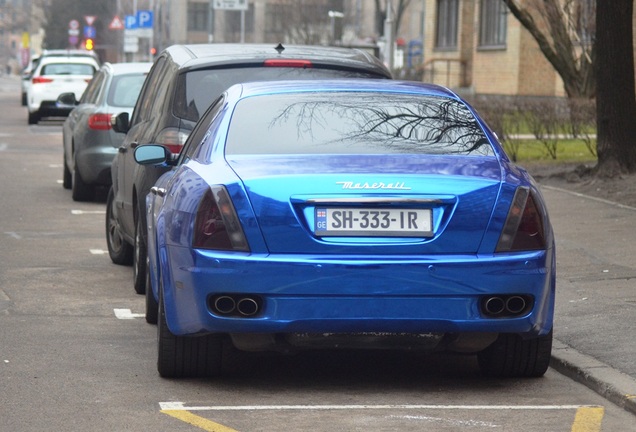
124;35;139;53
213;0;248;10
84;26;96;38
109;15;124;30
85;16;96;26
137;10;153;28
69;19;80;30
125;15;137;29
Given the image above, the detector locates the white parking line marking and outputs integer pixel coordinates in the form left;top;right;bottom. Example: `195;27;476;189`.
114;309;145;320
159;402;599;411
4;232;21;239
71;210;106;215
0;143;7;151
49;164;62;168
90;249;106;255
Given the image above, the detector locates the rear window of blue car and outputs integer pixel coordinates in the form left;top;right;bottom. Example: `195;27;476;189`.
225;92;495;156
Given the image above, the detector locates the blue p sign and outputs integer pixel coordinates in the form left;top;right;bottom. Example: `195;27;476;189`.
137;10;153;28
125;15;137;29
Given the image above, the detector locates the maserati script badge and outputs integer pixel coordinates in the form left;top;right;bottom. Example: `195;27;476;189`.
336;181;411;190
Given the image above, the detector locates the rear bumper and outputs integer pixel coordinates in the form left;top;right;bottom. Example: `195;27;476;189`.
29;100;73;117
160;246;555;340
76;146;117;185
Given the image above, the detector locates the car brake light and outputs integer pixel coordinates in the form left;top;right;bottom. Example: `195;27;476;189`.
88;113;112;130
193;186;249;252
263;59;313;68
32;76;54;84
496;187;547;252
155;128;189;154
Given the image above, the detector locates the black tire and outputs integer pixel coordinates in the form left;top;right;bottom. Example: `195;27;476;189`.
157;290;223;378
133;215;147;295
478;329;553;378
106;187;133;265
62;156;72;190
21;92;27;106
145;258;158;325
28;111;39;125
71;157;95;202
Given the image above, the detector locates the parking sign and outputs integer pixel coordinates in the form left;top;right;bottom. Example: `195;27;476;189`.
137;10;153;28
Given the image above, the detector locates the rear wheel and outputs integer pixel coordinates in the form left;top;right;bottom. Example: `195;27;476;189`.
62;155;72;190
478;329;553;378
133;215;147;295
106;187;133;265
145;259;158;325
71;157;95;201
28;111;39;125
157;289;223;378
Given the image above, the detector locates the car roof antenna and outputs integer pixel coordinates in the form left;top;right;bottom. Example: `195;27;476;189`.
275;43;285;54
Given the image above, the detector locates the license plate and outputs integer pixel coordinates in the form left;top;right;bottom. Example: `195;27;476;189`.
315;207;432;237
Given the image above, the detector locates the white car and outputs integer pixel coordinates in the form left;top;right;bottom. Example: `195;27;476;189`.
26;56;99;124
22;50;100;106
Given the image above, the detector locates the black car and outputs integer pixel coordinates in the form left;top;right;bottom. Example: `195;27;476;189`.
106;43;392;300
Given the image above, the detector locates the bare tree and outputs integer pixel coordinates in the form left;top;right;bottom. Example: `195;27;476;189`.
266;0;343;45
505;0;636;175
374;0;412;37
502;0;595;98
595;0;636;175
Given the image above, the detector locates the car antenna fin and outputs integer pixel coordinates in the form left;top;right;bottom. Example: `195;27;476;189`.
274;43;285;54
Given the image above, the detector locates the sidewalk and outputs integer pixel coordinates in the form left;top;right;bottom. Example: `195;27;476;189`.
540;185;636;415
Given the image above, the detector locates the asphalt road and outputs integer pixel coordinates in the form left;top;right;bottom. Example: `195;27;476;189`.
0;74;634;431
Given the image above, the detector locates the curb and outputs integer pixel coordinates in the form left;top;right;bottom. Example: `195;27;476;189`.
551;339;636;416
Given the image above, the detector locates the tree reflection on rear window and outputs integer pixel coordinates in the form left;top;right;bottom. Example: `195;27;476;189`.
225;92;494;156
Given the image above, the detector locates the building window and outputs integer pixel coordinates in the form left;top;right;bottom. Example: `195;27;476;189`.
225;4;255;35
188;1;209;32
265;3;285;41
479;0;507;48
435;0;459;50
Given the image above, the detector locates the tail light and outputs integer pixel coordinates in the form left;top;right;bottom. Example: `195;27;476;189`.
496;187;547;252
193;186;249;252
88;113;112;130
263;59;313;68
32;77;53;84
155;127;189;154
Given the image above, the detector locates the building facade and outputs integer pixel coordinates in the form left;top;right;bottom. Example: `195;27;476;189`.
5;0;624;100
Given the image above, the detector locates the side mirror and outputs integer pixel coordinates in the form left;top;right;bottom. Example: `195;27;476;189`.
56;92;78;107
134;144;170;166
111;112;130;134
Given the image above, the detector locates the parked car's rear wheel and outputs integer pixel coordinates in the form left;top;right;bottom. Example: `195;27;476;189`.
62;155;72;190
145;258;158;325
21;92;27;106
72;156;95;202
106;187;133;265
133;215;147;295
477;329;553;378
157;289;223;378
27;111;39;125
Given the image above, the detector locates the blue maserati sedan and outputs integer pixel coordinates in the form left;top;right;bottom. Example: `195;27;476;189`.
135;79;556;379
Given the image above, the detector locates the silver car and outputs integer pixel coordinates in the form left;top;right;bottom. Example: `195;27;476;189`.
61;62;152;201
